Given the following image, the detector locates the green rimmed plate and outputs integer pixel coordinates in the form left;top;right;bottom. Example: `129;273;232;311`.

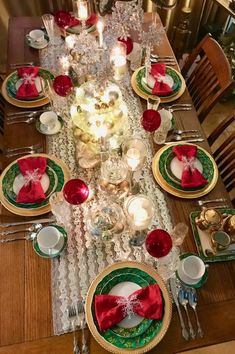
1;158;64;209
95;269;155;339
6;68;54;102
66;23;96;34
190;208;235;263
33;224;67;258
161;147;214;192
0;153;70;216
136;66;181;98
86;261;172;354
176;253;209;288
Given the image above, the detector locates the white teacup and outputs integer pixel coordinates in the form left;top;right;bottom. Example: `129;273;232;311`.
26;29;45;45
177;255;205;285
37;226;63;254
39;111;58;133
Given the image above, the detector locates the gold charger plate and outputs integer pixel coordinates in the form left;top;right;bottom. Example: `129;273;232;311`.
85;261;172;354
152;143;218;199
0;153;70;216
131;66;186;103
2;70;50;108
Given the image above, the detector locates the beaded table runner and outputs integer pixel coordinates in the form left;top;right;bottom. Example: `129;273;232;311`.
40;42;173;335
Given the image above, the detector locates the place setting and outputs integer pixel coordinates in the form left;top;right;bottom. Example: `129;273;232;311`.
26;29;49;49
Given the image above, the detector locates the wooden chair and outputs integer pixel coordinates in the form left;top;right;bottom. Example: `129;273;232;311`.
181;34;234;123
207;111;235;206
0;77;4;173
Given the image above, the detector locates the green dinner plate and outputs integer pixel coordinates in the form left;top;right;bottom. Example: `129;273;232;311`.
93;267;164;349
2;158;65;209
6;68;54;102
136;67;182;98
158;146;214;192
33;224;67;258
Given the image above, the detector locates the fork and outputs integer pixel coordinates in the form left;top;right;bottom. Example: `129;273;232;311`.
174;129;200;135
198;198;227;206
164;103;192;109
77;302;89;354
5;143;42;153
10;62;34;68
150;54;175;60
67;305;81;354
6;117;36;125
5;147;43;158
6;109;48;118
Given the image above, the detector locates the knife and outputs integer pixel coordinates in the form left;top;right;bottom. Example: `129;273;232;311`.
169;278;189;340
164;138;204;145
0;218;56;228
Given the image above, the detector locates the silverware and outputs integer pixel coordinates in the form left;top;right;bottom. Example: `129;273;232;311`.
67;305;81;354
6;109;48;118
0;234;36;243
0;218;55;228
10;62;34;68
178;288;196;339
198;198;227;206
150;58;176;65
169;278;189;340
5;143;42;153
150;54;175;60
5;148;44;158
164;138;204;145
188;288;204;338
174;129;199;135
164;103;192;109
77;302;89;354
6;117;36;125
0;223;42;236
168;107;192;112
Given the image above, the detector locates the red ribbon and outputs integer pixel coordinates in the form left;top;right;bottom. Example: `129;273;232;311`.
95;284;163;332
55;11;97;28
150;63;173;96
16;157;47;204
16;67;39;99
172;145;208;189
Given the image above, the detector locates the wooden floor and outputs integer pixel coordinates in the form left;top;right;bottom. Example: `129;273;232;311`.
177;340;235;354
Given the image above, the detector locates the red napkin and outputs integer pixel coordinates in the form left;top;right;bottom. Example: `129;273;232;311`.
150;63;173;96
54;11;97;28
70;12;97;27
172;145;208;189
16;67;39;99
16;157;47;204
95;284;163;332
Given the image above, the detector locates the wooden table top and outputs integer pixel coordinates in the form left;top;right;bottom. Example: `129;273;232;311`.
0;14;235;354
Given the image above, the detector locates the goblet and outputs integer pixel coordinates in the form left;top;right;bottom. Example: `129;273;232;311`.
53;75;73;97
42;14;59;45
171;222;189;246
63;179;89;205
72;0;91;31
49;191;71;227
141;109;161;133
145;229;180;281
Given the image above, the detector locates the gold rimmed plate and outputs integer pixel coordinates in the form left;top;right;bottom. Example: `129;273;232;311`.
85;261;172;354
0;153;70;216
152;143;218;199
131;66;186;103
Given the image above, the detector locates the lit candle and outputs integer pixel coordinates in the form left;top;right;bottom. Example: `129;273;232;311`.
110;43;127;81
133;207;149;227
124;195;155;231
65;35;76;50
97;20;104;48
78;1;88;21
126;148;141;171
60;55;70;74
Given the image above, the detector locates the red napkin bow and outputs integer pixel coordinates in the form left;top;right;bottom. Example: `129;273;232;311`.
172;145;208;189
54;11;97;28
16;157;47;204
16;67;39;99
95;284;163;332
150;63;173;96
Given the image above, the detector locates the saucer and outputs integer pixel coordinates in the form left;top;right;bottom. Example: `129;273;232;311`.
36;116;63;135
176;253;208;288
33;224;67;258
26;34;49;49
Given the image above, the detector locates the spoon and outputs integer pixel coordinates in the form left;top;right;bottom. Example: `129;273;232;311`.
0;223;43;237
178;288;196;339
188;288;204;338
6;117;36;125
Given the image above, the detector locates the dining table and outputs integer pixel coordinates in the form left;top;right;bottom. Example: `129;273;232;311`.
0;12;235;354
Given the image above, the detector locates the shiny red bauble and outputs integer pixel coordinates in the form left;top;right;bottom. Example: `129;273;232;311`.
141;109;161;132
63;179;89;205
145;229;173;258
53;75;73;97
118;36;133;55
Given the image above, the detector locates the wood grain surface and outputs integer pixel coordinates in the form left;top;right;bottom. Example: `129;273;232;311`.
0;14;234;354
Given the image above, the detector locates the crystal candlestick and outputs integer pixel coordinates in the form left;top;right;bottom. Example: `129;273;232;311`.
110;42;127;81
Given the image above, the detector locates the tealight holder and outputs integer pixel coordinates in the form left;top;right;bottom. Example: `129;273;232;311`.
124;194;155;246
110;42;127;81
122;137;147;172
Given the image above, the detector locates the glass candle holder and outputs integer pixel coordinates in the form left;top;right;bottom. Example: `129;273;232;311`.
124;194;155;231
110;42;127;81
122;138;147;172
49;191;71;227
72;0;90;21
42;14;56;45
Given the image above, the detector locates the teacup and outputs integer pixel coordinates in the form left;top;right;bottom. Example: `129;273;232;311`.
39;111;59;133
177;255;206;285
26;29;45;46
37;225;63;254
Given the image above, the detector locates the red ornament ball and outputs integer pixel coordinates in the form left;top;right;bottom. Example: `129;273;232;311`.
145;229;173;258
63;179;89;205
53;75;73;97
118;36;133;55
141;109;161;132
